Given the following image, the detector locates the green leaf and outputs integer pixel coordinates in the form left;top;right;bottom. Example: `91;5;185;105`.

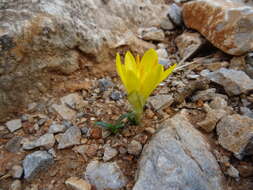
96;121;113;128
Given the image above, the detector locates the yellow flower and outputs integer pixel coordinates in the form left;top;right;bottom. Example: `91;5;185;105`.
116;48;176;121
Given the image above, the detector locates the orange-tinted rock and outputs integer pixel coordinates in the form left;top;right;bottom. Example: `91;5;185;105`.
183;0;253;55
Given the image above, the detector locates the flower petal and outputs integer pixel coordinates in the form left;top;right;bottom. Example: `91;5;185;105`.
160;64;177;82
140;63;163;99
139;49;158;79
125;51;137;73
125;69;140;94
116;53;127;87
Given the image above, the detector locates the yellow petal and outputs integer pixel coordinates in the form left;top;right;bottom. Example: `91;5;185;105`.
140;63;163;99
116;53;127;87
125;51;137;74
139;49;158;79
160;64;177;82
125;69;140;94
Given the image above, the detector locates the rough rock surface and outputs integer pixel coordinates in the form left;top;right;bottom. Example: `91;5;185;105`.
217;114;253;159
5;119;22;132
148;94;174;110
0;0;169;121
23;150;54;180
65;177;91;190
197;104;228;132
85;161;126;190
183;0;253;55
133;111;225;190
175;32;205;59
22;133;55;150
57;126;81;149
202;68;253;96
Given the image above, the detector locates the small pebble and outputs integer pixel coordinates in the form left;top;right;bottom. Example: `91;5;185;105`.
11;165;23;179
127;140;142;156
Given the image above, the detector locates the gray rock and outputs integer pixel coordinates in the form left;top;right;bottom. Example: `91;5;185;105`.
148;94;174;111
138;27;165;42
127;140;142;156
5;119;22;132
48;123;66;134
168;3;183;26
103;145;118;161
61;93;84;110
48;148;57;158
209;97;228;110
22;134;55;150
98;78;114;92
160;17;175;30
133;110;225;190
159;58;172;68
52;104;76;121
240;107;253;118
226;165;239;178
23;151;54;180
65;177;91;190
156;48;169;59
5;136;22;153
192;88;217;102
110;90;123;101
245;64;253;79
175;32;205;59
245;52;253;66
85;161;126;190
57;126;81;149
11;165;23;179
9;180;22;190
202;68;253;96
37;118;47;126
217;114;253;159
197;104;228;132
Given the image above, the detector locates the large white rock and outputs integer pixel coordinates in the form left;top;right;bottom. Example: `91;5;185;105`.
183;0;253;55
133;110;225;190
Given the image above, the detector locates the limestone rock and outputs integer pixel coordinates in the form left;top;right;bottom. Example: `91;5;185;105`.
133;111;225;190
217;114;253;159
85;161;126;190
148;94;174;111
57;126;81;149
138;27;165;42
60;93;84;110
197;104;228;132
175;32;205;59
52;104;76;121
5;119;22;132
65;177;91;190
183;0;253;55
9;180;22;190
168;3;183;26
48;123;66;134
10;165;23;179
191;88;217;102
22;134;55;150
202;68;253;96
5;136;22;153
23;151;54;180
103;145;118;162
240;106;253;118
127;140;142;156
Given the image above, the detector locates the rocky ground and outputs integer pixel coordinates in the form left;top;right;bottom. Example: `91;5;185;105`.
1;0;253;190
